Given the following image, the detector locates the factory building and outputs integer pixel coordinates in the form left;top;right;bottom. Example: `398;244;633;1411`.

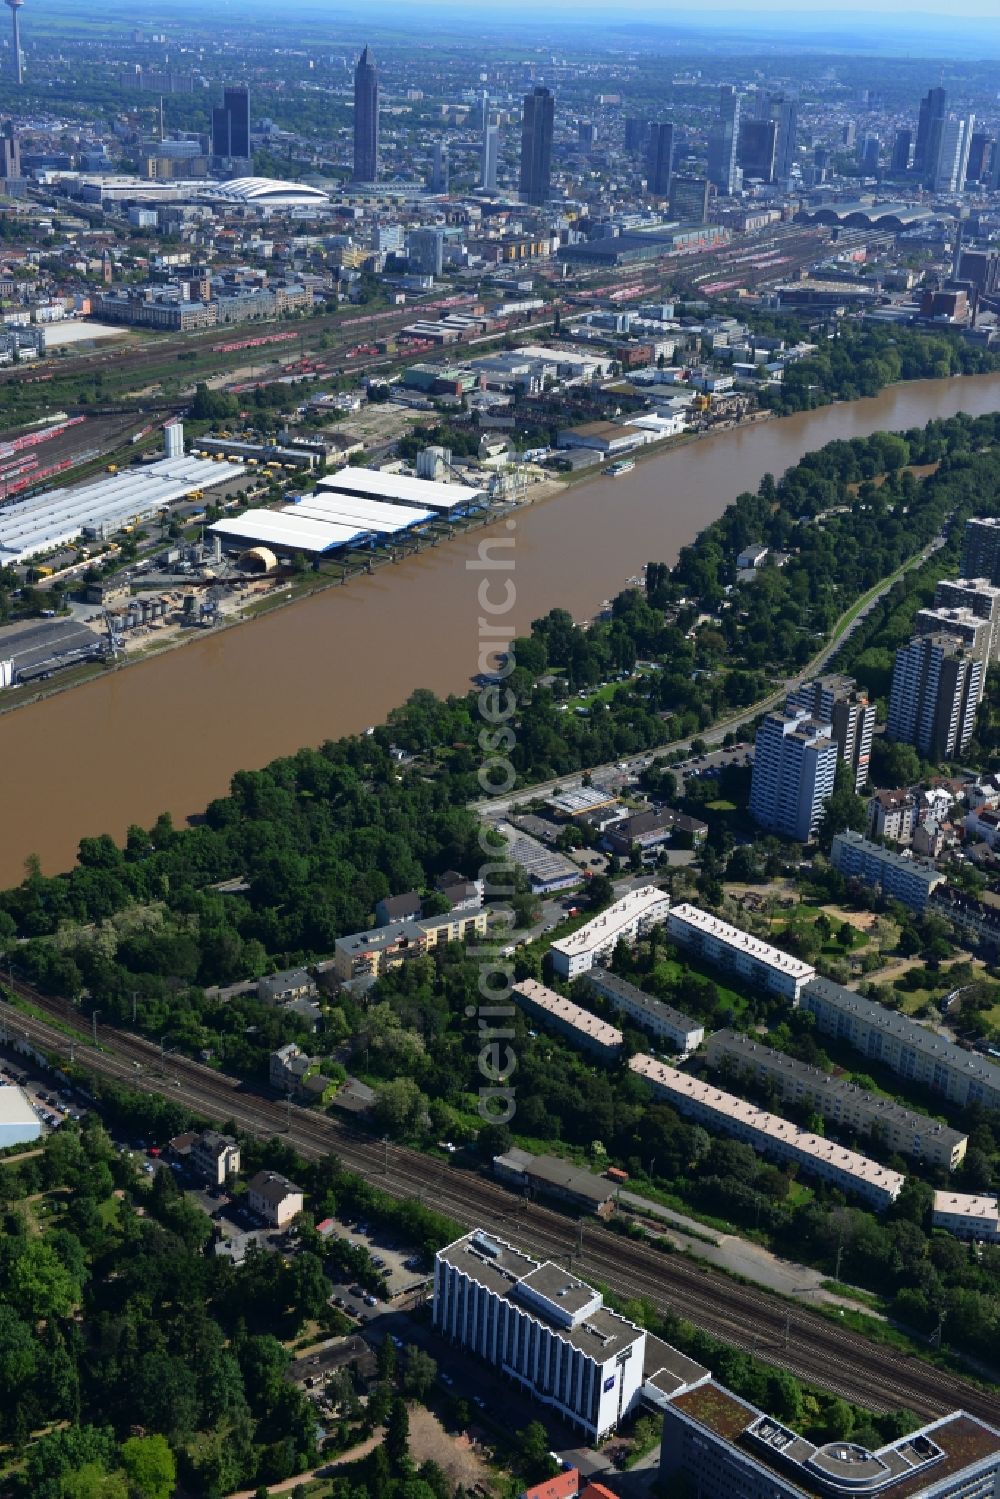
661;1382;1000;1499
511;979;623;1061
0;456;245;566
584;968;704;1054
0;1086;41;1148
706;1030;967;1170
830;830;945;914
666;904;815;1002
630;1054;904;1209
317;467;486;514
800;976;1000;1111
549;885;671;978
433;1230;649;1439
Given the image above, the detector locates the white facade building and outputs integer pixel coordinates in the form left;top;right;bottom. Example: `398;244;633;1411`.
586;968;704;1054
433;1230;651;1438
801;976;1000;1111
512;979;623;1060
932;1191;1000;1243
666;903;815;1002
0;1085;41;1148
629;1055;904;1210
749;709;838;841
549;885;671;978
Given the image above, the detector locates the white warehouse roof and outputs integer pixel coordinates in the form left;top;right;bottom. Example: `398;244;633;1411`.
0;456;246;565
209;508;365;555
283;493;433;535
318;468;485;513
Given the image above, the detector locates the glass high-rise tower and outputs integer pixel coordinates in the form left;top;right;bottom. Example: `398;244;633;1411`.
519;86;554;205
353;45;379;183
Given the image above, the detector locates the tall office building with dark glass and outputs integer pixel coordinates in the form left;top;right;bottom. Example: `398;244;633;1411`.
212;84;250;160
646;121;674;196
519;86;554;205
353;45;379;182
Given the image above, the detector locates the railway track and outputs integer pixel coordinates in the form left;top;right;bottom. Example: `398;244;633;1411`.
4;984;998;1423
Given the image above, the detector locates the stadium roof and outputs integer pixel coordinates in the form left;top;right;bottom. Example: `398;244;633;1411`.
200;177;330;207
209;508;365;556
318;468;486;513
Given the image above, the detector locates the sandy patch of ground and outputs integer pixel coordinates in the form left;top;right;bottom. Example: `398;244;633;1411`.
407;1405;494;1492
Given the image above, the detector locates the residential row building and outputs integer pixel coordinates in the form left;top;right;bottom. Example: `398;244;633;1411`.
433;1230;648;1439
511;979;623;1061
928;884;1000;951
784;674;875;793
660;1381;1000;1499
830;829;945;913
886;631;983;760
584;968;704;1054
332;906;490;981
629;1054;904;1209
748;708;838;841
548;885;671;979
706;1030;968;1170
666;903;816;1002
800;975;1000;1111
932;1190;1000;1242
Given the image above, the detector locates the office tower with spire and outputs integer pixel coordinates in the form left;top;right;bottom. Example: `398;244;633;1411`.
5;0;23;85
707;84;741;195
646;122;674;196
353;45;379;183
519;85;554;205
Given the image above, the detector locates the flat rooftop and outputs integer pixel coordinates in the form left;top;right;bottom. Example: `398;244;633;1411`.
933;1191;1000;1225
629;1055;905;1197
671;1382;1000;1499
550;885;669;959
589;967;703;1039
318;467;485;512
438;1231;642;1362
669;904;816;980
512;979;623;1050
209;508;366;555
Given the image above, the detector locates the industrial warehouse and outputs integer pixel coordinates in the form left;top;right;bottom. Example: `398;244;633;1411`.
0;446;245;565
209;467;487;564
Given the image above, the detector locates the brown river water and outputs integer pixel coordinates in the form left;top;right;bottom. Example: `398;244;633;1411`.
4;372;1000;885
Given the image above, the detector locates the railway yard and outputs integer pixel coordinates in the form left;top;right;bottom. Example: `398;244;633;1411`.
3;978;998;1428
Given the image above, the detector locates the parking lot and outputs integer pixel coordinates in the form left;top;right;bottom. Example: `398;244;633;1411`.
0;1045;85;1134
323;1214;429;1302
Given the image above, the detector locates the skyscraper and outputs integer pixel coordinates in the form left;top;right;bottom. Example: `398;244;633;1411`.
519;86;554;205
481;116;499;192
961;517;1000;581
887;633;983;759
707;85;741;196
767;93;797;182
914;86;946;175
749;709;838;842
738;118;777;182
211;85;250;161
785;676;875;793
890;129;912;175
932;115;974;192
431;139;449;194
646;121;674;196
0;119;20;179
353;45;379;183
624;116;650;155
669;174;710;224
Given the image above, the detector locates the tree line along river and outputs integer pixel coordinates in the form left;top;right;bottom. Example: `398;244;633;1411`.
4;371;1000;885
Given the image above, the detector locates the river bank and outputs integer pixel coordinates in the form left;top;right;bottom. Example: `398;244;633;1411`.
3;370;999;884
